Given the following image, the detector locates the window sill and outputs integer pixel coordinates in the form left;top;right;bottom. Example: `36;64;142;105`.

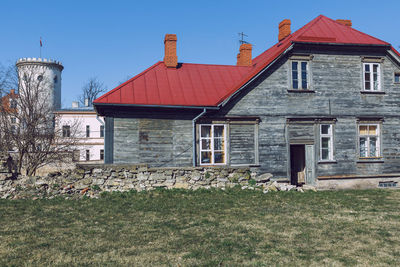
318;160;337;164
287;89;315;93
357;158;384;163
360;90;385;95
230;164;261;167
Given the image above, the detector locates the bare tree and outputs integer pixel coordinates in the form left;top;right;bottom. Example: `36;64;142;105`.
0;66;81;176
0;63;18;96
78;77;106;107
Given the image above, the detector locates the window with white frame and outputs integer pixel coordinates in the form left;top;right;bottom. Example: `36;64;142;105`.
199;124;226;165
394;73;400;83
359;124;380;158
62;125;71;137
363;63;381;91
320;124;334;161
291;61;309;89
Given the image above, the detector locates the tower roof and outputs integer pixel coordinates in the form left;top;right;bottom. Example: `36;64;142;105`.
16;58;63;71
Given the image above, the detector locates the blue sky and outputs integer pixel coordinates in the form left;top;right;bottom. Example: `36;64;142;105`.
1;0;399;107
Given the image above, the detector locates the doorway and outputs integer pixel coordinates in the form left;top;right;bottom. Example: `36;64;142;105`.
290;144;315;186
290;145;305;185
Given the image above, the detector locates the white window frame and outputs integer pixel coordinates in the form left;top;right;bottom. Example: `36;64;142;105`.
291;60;309;90
199;124;227;165
363;63;381;91
358;124;381;158
320;124;334;161
394;72;400;84
62;125;71;137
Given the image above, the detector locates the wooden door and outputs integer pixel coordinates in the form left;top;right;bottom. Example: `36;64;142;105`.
305;144;315;185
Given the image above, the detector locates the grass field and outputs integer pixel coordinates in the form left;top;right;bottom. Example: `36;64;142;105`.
1;188;399;266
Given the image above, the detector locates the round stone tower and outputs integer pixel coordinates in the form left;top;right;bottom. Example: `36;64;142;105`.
16;58;63;111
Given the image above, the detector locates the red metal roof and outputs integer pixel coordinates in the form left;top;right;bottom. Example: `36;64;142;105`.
95;62;251;107
94;15;395;108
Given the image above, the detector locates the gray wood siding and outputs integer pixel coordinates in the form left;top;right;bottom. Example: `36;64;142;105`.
288;123;314;142
229;124;255;165
113;117;192;166
223;51;400;178
114;118;139;164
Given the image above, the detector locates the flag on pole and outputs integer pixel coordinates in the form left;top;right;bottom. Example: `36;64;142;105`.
40;37;42;47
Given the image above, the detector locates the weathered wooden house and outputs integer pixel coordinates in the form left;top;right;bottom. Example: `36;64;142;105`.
94;15;400;189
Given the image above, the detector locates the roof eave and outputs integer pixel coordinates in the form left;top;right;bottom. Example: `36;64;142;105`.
93;102;220;110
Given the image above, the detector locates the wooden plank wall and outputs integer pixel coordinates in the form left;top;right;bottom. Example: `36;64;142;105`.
223;48;400;178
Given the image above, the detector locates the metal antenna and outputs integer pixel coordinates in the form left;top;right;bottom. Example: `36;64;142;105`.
238;32;249;45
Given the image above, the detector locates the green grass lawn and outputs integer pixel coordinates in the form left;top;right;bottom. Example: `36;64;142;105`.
1;188;400;266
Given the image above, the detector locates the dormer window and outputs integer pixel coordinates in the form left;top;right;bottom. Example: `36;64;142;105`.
291;61;308;89
363;63;381;91
289;55;313;91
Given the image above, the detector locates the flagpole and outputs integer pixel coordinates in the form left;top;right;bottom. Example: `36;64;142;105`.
40;37;42;58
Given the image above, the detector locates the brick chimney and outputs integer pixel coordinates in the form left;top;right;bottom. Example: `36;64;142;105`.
336;19;352;27
278;19;291;42
164;34;178;68
236;43;252;66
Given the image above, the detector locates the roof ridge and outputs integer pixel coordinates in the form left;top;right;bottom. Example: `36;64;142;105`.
179;62;252;68
252;15;323;63
326;16;389;45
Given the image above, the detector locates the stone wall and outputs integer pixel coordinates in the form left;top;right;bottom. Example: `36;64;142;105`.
0;164;278;199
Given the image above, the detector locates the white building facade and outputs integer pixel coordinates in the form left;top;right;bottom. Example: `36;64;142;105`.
56;109;105;162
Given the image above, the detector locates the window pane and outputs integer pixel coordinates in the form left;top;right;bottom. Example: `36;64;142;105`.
201;152;211;164
321;137;330;149
370;137;377;157
369;125;377;135
365;81;370;90
301;78;307;89
292;79;298;89
321;125;330;135
395;74;400;83
301;62;307;71
359;126;368;135
321;148;329;160
360;137;367;157
373;64;378;72
214;138;224;150
201;126;211;138
292;62;298;89
214;152;224;163
201;139;211;150
373;73;378;90
365;64;370;72
301;62;307;89
214;126;224;138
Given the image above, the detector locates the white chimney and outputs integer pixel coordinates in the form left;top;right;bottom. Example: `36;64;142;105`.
84;98;89;107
